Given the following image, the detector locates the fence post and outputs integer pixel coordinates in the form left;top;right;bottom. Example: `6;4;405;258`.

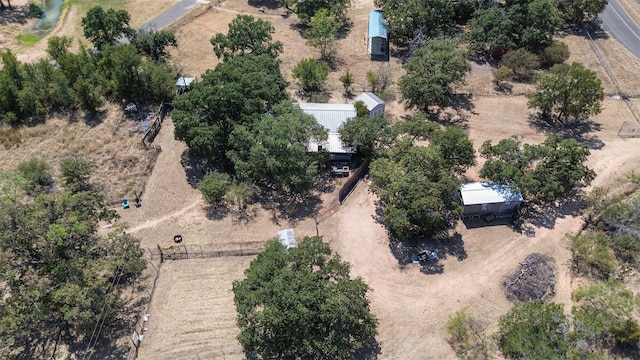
157;245;164;263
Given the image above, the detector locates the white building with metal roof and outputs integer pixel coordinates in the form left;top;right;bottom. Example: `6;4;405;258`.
459;182;523;219
355;92;385;117
298;103;357;159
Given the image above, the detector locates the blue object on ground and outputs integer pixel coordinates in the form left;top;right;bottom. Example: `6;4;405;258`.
122;199;130;209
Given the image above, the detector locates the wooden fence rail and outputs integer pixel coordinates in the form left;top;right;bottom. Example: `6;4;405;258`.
338;158;371;204
141;102;172;149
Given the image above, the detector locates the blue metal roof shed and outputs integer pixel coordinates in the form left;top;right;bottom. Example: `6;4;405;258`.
368;10;388;57
368;10;387;39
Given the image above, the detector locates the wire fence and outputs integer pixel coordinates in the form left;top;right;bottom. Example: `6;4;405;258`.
582;25;640;124
141;102;172;149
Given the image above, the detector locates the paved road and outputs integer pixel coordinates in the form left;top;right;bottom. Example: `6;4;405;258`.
118;0;203;43
599;0;640;59
139;0;204;30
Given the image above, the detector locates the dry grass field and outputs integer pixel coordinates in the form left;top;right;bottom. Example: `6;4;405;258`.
3;0;640;359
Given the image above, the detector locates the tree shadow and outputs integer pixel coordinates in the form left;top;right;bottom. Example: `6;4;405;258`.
289;22;307;38
64;314;133;360
204;203;230;220
425;107;470;130
0;4;29;26
513;193;585;236
180;149;211;188
527;114;604;149
255;187;323;225
247;0;281;10
231;206;260;225
556;20;609;40
353;337;382;359
388;232;468;275
449;93;476;114
326;56;346;72
83;109;109;126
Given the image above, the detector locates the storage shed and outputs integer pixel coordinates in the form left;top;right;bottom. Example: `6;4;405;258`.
355;92;385;117
368;10;388;57
459;182;523;219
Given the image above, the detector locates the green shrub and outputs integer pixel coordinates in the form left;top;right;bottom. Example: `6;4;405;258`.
198;170;231;204
17;158;52;192
500;48;541;81
292;58;329;92
570;232;616;278
540;41;570;68
27;3;44;18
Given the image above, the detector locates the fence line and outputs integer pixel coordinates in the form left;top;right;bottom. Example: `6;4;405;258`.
126;256;163;360
150;243;265;262
338;158;371;204
582;25;640;124
142;102;172;149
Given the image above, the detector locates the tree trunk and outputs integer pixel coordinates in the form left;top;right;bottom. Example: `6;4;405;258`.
7;0;11;10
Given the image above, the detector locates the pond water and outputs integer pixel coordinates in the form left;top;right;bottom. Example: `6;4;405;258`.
36;0;64;31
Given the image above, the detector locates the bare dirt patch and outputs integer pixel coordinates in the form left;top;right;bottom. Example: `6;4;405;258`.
136;257;251;360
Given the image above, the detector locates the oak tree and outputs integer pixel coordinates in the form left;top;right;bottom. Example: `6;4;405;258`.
81;6;134;50
172;54;287;166
528;62;604;125
210;15;282;61
399;39;470;113
304;9;340;61
480;135;595;204
227;101;327;195
233;237;377;359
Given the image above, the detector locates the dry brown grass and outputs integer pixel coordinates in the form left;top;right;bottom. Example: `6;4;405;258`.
136;257;251;360
0;104;158;204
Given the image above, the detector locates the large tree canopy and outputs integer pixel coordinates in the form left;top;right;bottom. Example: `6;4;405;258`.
399;39;470;113
498;302;570;359
465;7;516;58
172;54;287;166
370;120;475;239
233;236;377;359
374;0;454;44
338;114;391;158
227;101;328;195
210;15;283;61
132;28;178;62
558;0;608;24
280;0;350;24
81;6;135;50
528;62;604;125
0;170;145;358
465;0;564;58
480;135;595;204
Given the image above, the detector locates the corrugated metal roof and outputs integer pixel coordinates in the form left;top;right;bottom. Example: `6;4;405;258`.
175;77;195;87
278;228;296;249
307;133;356;154
460;182;523;205
368;10;388;39
355;92;385;111
298;103;356;133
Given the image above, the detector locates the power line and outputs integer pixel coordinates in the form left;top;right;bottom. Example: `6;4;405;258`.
82;265;124;360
